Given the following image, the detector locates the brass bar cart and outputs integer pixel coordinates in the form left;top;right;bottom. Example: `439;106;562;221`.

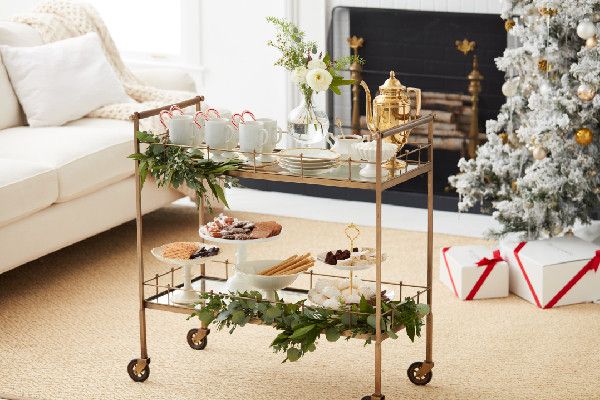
127;96;435;400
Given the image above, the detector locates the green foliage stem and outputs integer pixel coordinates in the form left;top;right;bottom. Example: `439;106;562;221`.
128;131;243;210
190;290;429;363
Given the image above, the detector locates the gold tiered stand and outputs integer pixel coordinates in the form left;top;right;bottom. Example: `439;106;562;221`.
127;96;435;400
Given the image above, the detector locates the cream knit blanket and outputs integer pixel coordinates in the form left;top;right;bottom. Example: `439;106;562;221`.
12;0;194;127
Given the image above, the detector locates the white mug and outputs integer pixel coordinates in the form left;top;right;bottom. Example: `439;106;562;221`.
205;119;236;161
239;121;268;155
327;133;364;160
255;118;282;162
168;114;195;146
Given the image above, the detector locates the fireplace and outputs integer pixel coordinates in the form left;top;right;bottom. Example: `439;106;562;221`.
243;6;507;211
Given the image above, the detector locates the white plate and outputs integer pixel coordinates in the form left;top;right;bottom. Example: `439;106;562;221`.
278;148;340;162
151;242;220;266
316;248;387;271
278;160;337;170
199;227;282;244
278;166;334;175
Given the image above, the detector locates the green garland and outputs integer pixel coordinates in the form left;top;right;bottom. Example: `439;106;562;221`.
128;131;243;209
189;291;429;362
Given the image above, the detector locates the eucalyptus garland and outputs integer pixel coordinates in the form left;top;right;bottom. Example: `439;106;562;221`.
128;131;242;209
189;291;429;362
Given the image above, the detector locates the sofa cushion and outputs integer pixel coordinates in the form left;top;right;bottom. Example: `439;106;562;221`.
0;118;134;202
0;22;43;130
0;159;58;227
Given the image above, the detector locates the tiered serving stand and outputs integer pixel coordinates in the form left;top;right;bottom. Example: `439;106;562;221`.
127;96;435;400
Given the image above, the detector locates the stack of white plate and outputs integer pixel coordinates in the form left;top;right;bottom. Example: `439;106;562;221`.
277;148;340;175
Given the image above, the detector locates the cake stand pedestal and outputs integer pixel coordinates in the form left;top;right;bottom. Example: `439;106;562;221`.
151;243;219;305
199;229;282;292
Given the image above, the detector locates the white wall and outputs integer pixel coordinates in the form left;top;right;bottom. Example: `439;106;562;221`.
0;0;37;19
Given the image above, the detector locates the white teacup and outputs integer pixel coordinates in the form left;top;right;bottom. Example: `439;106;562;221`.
255;118;282;162
205;119;237;161
167;115;195;146
327;133;364;160
239;121;268;164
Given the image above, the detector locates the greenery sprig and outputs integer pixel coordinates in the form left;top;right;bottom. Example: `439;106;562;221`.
190;290;429;362
128;131;243;210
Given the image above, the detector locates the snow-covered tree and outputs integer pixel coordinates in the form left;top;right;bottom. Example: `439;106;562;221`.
449;0;600;239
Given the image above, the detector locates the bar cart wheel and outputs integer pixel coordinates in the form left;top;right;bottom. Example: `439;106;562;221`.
187;328;209;350
127;358;150;382
361;395;385;400
407;361;432;386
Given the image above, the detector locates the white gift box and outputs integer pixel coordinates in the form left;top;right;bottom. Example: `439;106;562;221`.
439;246;508;300
500;236;600;308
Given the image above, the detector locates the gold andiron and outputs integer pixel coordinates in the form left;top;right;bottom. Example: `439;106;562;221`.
360;71;422;169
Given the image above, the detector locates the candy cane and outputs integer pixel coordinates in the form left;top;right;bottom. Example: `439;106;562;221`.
170;105;184;116
231;113;243;129
205;108;221;120
193;111;206;128
241;110;256;121
159;109;172;129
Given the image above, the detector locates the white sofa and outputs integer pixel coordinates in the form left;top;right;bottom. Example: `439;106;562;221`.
0;21;191;273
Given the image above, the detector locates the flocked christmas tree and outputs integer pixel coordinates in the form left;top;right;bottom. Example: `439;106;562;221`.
449;0;600;239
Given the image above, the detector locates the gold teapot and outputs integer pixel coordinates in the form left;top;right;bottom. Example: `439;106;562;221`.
360;71;421;150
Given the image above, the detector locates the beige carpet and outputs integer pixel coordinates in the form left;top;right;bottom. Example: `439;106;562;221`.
1;205;599;400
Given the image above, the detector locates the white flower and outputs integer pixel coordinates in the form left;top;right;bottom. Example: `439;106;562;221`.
307;59;326;70
290;66;307;84
305;68;333;92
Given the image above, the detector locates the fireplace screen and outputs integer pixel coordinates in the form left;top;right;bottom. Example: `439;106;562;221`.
328;6;507;205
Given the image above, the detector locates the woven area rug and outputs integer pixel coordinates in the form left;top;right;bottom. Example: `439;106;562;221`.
1;204;599;400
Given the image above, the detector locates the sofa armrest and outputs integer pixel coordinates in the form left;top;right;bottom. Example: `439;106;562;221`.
132;67;197;92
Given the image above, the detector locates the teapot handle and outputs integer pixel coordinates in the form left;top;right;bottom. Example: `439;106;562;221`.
407;87;421;117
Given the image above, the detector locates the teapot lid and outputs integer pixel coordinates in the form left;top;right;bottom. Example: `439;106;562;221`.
379;71;405;92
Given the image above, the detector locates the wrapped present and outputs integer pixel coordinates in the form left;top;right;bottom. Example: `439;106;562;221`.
500;236;600;308
439;246;508;300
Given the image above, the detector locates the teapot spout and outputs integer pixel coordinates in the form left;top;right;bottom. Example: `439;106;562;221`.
360;81;377;133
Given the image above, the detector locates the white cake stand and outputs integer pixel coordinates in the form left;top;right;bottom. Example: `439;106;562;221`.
317;249;387;295
198;228;282;292
151;243;219;305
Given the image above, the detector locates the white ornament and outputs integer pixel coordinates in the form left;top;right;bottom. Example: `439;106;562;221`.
322;286;341;299
532;146;547;160
343;293;361;304
577;83;596;102
501;77;519;97
576;20;596;40
322;298;341;310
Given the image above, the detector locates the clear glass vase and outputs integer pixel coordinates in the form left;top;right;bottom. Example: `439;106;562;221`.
287;96;329;145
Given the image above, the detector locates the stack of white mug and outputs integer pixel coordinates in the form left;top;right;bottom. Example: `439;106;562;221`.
159;106;281;164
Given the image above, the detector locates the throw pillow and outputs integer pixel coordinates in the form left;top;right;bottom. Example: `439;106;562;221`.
0;32;130;127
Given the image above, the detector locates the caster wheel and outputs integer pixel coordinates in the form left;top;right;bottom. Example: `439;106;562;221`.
361;396;385;400
127;358;150;382
187;328;209;350
407;361;432;386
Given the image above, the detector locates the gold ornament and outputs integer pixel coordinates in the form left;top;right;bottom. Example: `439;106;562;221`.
504;19;516;31
588;169;598;177
511;180;518;192
538;59;550;72
586;36;598;48
577;83;596;102
593;12;600;23
594;187;600;194
532;146;547;160
575;128;593;146
498;132;509;144
538;7;558;16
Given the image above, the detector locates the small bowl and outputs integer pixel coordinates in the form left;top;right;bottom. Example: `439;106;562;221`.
236;259;301;301
352;141;398;178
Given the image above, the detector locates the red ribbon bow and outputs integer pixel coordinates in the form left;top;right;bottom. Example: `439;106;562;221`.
442;247;504;300
515;243;600;309
466;250;503;300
